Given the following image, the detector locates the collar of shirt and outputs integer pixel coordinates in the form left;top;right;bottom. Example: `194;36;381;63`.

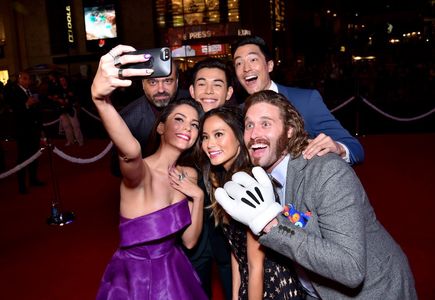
268;80;278;93
270;154;290;206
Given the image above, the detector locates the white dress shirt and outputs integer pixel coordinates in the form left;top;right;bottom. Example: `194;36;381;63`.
270;154;320;298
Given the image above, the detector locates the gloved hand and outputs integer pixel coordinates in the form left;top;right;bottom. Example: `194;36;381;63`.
214;166;282;235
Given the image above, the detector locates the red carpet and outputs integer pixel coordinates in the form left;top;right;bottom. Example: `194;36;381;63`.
0;134;434;299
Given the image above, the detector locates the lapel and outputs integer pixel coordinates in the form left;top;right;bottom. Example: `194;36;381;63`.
284;155;307;209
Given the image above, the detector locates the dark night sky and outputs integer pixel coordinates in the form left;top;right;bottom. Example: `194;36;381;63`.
298;0;430;15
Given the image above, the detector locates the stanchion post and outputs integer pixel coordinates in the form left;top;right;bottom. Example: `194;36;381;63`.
43;138;75;226
355;100;361;137
354;78;361;137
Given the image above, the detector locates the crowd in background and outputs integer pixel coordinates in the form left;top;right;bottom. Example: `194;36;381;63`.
0;53;434;143
274;55;435;110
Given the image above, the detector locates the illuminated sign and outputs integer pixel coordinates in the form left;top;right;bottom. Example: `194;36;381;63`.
238;29;251;36
200;44;223;55
66;5;74;43
172;44;227;57
183;28;251;41
187;30;212;40
0;69;8;85
165;24;252;46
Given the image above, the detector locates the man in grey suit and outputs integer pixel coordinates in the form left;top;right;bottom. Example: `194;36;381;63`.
215;90;417;299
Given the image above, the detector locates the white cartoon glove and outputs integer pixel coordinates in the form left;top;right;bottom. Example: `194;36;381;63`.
214;166;282;235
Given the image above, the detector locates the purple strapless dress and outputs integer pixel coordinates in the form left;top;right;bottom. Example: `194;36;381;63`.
96;199;207;300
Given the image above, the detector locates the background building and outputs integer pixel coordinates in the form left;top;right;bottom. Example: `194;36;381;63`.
0;0;433;135
1;1;432;81
0;0;293;81
0;0;156;82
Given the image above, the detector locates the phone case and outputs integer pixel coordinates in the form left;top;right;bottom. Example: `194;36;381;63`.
120;47;172;78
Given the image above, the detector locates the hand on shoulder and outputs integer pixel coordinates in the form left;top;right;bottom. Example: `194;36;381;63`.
169;166;203;201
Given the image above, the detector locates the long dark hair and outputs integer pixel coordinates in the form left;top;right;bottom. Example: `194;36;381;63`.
145;97;204;167
195;106;251;224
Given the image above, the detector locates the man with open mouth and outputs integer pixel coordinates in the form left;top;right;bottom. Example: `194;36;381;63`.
232;35;364;166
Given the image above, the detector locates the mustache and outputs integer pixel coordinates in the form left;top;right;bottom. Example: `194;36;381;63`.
153;92;170;98
247;138;269;149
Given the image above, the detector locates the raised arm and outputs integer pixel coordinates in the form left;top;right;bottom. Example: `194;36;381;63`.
91;87;143;184
91;45;153;184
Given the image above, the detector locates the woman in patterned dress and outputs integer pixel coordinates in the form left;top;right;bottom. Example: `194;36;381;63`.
196;106;303;299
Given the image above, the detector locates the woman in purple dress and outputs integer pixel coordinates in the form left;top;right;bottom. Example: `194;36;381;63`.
91;45;207;300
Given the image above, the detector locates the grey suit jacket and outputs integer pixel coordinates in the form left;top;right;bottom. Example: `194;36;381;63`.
259;154;417;299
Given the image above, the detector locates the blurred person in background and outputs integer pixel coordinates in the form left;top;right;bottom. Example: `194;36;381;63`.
58;75;84;146
8;71;44;194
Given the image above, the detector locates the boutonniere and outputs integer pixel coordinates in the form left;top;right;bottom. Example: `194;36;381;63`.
282;204;311;228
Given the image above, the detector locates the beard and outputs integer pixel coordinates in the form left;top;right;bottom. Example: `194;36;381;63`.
276;131;289;159
248;132;288;168
150;92;172;108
